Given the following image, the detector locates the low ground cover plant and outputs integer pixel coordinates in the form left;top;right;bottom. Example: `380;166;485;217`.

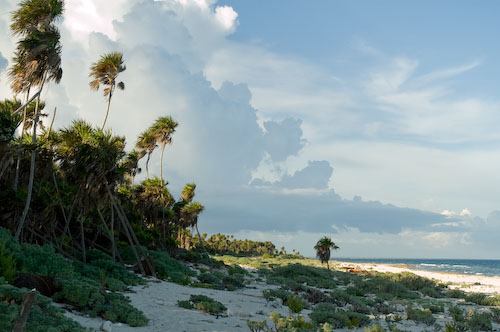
406;307;436;325
178;294;227;316
0;227;149;327
0;282;88;332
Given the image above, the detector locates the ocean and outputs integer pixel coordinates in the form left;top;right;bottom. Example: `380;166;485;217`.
336;258;500;277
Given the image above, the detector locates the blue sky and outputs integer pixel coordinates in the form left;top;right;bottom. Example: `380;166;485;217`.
1;0;500;258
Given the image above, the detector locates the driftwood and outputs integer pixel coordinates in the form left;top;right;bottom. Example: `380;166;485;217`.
11;291;36;332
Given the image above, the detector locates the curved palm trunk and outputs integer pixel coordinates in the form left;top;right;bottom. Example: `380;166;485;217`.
46;107;56;138
160;142;166;184
14;89;31;191
145;152;151;179
101;91;112;130
16;81;43;240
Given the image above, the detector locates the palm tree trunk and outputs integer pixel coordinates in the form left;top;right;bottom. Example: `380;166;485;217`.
160;142;166;184
80;216;86;263
145;152;151;179
195;224;213;264
110;202;115;261
101;91;112;130
45;107;56;138
16;79;44;241
14;89;31;191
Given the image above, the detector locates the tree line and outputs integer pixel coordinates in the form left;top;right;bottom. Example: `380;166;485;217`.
0;0;204;275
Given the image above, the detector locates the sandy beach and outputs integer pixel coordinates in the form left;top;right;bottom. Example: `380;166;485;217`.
335;261;500;295
64;260;500;332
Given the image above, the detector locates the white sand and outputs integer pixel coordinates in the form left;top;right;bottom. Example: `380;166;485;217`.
65;272;290;332
335;261;500;295
64;262;500;332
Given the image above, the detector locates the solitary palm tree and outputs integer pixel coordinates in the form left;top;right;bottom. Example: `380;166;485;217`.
150;116;178;184
314;236;339;271
89;52;126;130
135;129;157;179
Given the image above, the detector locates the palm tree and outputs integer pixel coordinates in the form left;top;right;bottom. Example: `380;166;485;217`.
89;52;126;130
314;236;339;271
10;0;64;36
11;0;64;241
0;102;22;182
150;116;178;184
135;129;156;179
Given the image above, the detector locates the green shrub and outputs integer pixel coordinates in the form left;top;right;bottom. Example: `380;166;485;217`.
422;303;444;313
365;324;386;332
0;283;87;332
181;294;227;316
270;312;313;331
285;295;308;313
148;250;196;283
0;244;16;283
489;308;500;323
406;307;436;325
247;320;268;332
15;243;74;277
198;272;221;285
177;300;194;309
262;288;294;303
447;289;466;299
228;265;247;275
467;312;492;332
309;308;370;329
53;277;148;326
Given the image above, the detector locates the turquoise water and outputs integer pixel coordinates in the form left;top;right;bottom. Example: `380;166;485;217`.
336;258;500;277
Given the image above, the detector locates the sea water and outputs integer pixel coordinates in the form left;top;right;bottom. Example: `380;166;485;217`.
336;258;500;277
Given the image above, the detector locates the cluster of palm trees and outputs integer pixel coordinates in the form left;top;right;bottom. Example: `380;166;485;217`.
0;0;205;274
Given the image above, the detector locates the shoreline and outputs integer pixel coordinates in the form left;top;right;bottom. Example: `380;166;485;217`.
334;260;500;295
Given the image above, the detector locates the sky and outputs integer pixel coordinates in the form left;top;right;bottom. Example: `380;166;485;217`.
1;0;500;258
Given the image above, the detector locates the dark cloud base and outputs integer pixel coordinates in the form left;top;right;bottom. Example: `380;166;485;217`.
201;187;451;234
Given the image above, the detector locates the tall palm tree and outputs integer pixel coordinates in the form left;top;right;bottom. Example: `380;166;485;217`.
89;52;126;130
11;0;64;241
150;116;178;184
135;129;156;179
314;236;339;271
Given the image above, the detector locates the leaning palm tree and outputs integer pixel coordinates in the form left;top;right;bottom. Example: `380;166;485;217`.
10;0;64;36
135;129;156;179
314;236;339;271
11;0;64;241
150;116;178;184
89;52;126;130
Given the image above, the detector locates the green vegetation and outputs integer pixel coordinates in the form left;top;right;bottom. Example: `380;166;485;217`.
405;307;436;325
0;282;88;332
178;294;227;316
0;227;148;326
365;324;387;332
285;295;309;313
192;233;279;256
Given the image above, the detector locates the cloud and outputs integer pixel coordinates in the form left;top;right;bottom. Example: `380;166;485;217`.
0;51;7;73
253;160;333;190
263;118;305;162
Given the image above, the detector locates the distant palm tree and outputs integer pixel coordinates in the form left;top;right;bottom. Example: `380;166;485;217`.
150;116;178;184
135;129;157;179
89;52;126;130
314;236;339;271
